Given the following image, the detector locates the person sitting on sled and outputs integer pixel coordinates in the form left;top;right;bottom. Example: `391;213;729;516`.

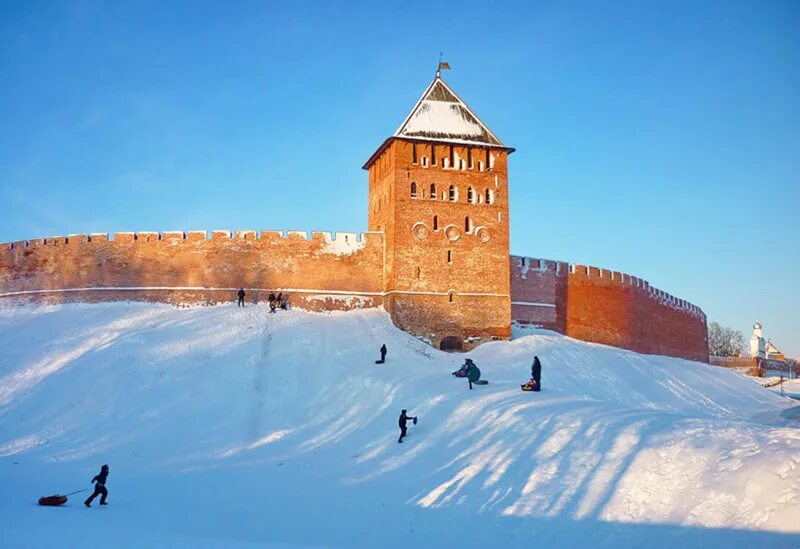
84;464;109;507
452;358;472;377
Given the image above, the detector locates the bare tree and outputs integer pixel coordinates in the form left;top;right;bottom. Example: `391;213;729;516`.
708;322;745;357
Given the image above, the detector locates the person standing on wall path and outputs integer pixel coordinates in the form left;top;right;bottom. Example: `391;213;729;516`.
268;292;277;313
84;464;109;507
398;409;416;443
237;288;246;307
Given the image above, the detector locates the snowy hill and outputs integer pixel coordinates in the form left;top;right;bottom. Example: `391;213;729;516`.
0;303;798;548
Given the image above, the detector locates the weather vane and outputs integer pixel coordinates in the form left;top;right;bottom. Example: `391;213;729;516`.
436;51;450;78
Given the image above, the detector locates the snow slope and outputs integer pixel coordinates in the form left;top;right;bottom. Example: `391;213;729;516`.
0;303;798;548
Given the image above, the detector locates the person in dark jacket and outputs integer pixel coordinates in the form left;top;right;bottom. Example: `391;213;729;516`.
268;292;277;313
84;464;109;507
467;361;481;390
531;356;542;391
398;409;417;443
237;288;246;307
376;344;387;364
276;293;283;310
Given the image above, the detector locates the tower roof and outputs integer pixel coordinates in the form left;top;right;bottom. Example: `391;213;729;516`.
394;76;507;147
363;75;513;169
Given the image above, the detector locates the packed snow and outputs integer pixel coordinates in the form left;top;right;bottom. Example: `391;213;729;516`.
0;303;798;548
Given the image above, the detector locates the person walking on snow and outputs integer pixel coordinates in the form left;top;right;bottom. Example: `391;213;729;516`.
237;288;246;307
84;464;109;507
398;409;416;443
376;344;387;364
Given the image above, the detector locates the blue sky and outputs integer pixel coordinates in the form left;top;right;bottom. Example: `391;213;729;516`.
1;1;798;356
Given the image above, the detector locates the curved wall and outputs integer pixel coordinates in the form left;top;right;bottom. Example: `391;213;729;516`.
511;256;709;363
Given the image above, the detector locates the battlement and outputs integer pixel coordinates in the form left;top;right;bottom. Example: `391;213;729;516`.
566;262;705;319
2;230;380;248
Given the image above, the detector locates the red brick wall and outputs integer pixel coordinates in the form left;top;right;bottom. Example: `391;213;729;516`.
0;231;384;310
510;256;568;333
510;257;709;362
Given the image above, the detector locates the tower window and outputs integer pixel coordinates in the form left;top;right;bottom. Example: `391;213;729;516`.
485;148;490;171
416;266;421;279
431;145;437;166
467;147;473;169
485;189;494;204
447;250;452;264
433;215;439;231
448;291;454;303
449;185;458;202
467;187;475;204
422;156;429;167
449;145;454;168
430;183;436;200
465;216;473;233
412;143;418;164
478;160;484;171
410;182;417;198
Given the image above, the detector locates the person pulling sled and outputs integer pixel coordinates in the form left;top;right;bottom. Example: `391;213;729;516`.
84;464;109;507
522;356;542;392
375;344;387;364
398;409;417;443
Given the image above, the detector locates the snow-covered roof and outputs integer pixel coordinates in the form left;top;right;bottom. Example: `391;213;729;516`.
364;75;512;169
393;76;506;147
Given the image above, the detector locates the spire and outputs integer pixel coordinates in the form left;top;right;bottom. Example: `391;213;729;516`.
392;75;507;148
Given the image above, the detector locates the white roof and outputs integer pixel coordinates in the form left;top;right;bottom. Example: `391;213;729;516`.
393;76;506;147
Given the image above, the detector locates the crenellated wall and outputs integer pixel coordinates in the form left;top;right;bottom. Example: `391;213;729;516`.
0;230;384;311
510;256;709;362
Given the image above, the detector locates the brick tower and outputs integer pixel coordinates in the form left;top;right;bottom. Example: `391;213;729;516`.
363;73;514;351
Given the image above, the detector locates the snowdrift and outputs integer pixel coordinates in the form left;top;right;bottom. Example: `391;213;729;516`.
0;303;798;548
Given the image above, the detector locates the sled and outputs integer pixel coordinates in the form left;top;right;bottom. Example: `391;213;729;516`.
38;495;68;506
472;379;489;385
521;383;540;392
375;360;385;364
452;371;467;377
413;417;418;425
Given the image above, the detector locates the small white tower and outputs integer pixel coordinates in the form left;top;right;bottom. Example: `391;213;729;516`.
750;321;766;359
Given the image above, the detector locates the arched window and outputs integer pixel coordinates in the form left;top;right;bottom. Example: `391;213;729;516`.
410;182;417;198
485;189;494;204
465;216;472;233
433;215;439;231
449;185;458;202
430;183;436;200
467;187;475;204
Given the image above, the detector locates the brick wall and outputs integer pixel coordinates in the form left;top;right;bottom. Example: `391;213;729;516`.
511;257;709;362
0;231;384;310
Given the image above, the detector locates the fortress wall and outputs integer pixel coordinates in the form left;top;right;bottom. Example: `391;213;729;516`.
509;256;568;333
566;265;709;362
0;231;384;311
511;257;709;362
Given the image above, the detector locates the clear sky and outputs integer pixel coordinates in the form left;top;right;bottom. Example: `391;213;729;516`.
1;1;798;356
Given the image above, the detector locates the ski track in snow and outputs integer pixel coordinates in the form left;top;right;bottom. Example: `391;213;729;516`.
0;302;798;548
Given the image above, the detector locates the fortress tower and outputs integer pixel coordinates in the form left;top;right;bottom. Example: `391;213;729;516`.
363;73;514;350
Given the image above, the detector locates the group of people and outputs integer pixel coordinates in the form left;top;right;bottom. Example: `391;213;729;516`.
235;288;289;312
397;355;543;444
